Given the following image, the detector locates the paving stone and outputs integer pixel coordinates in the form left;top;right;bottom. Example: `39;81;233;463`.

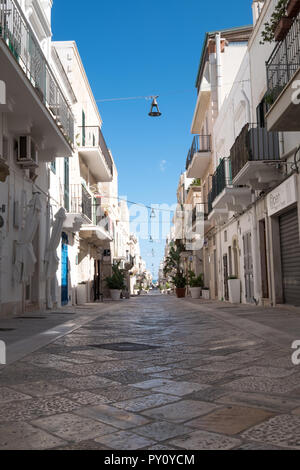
0;386;32;403
93;385;150;403
135;421;193;442
152;381;210;397
133;379;176;390
0;422;66;450
138;366;172;374
0;397;80;423
95;431;154;450
54;375;119;391
233;366;295;378
75;404;150;429
32;412;115;442
217;391;300;412
224;376;300;394
10;381;69;397
142;400;220;423
53;440;110;450
146;444;181;450
99;370;151;384
65;391;112;406
149;369;191;379
195;362;244;373
242;414;300;449
185;387;229;403
113;393;180;412
169;430;241;450
186;405;274;435
235;442;289;450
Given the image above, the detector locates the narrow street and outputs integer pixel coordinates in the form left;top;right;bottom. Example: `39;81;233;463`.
0;295;300;450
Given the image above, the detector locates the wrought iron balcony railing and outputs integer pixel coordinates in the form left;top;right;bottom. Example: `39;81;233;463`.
186;135;211;170
266;11;300;104
230;123;280;180
70;184;93;222
0;0;74;145
78;126;113;176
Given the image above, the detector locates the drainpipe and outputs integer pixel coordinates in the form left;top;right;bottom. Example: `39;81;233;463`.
251;192;261;304
216;33;222;112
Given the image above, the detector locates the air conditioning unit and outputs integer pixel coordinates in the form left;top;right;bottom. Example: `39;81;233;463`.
17;136;38;167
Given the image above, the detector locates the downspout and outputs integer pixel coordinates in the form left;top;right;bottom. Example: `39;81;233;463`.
216;32;222;112
251;191;261;304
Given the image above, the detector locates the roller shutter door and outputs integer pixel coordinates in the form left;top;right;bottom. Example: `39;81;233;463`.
279;208;300;306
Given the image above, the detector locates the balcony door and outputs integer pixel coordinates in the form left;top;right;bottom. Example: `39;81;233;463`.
243;231;254;303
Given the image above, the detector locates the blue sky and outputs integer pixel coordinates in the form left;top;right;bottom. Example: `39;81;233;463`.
52;0;252;279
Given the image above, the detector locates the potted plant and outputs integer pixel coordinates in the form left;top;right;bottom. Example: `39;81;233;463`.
105;262;125;301
188;271;204;299
287;0;300;18
172;272;187;298
261;0;292;43
163;241;187;298
202;287;210;300
228;276;241;304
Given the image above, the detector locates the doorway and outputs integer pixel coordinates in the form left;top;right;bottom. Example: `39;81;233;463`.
61;232;69;306
243;231;254;303
223;254;229;301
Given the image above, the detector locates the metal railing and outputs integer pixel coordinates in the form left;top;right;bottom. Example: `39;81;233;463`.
186;135;211;170
70;184;112;231
192;203;208;223
0;0;74;145
230;123;280;180
77;126;113;176
266;11;300;104
70;184;93;222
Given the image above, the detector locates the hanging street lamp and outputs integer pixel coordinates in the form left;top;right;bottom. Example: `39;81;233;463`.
148;96;162;117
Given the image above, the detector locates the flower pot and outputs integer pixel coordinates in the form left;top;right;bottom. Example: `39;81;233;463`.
190;287;201;299
274;17;293;41
110;289;121;301
287;0;300;18
228;279;241;304
176;287;186;298
202;289;210;300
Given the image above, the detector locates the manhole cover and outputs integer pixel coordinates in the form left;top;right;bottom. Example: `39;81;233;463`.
89;342;160;352
16;317;46;320
0;328;15;332
51;312;76;315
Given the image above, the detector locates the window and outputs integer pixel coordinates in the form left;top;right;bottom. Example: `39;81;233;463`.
50;160;56;174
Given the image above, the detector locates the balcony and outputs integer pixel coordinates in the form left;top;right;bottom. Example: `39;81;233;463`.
208;158;252;223
68;184;112;244
186;135;211;179
266;12;300;131
77;126;113;182
230;123;281;189
0;0;74;159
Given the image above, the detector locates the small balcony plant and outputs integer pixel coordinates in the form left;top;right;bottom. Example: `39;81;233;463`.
260;0;292;43
188;271;204;299
106;262;125;301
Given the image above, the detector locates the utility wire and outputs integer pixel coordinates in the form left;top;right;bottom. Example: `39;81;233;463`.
95;80;251;103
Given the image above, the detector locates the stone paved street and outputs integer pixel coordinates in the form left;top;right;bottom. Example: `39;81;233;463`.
0;294;300;450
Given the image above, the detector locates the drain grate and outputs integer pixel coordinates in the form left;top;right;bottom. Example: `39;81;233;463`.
89;342;160;352
0;328;15;332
